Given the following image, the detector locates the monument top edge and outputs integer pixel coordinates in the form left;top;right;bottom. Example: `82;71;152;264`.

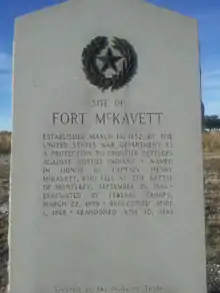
14;0;197;25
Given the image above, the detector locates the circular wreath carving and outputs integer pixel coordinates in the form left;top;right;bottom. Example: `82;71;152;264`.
81;36;138;92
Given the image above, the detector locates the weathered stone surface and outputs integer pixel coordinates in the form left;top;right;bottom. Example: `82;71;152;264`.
10;1;206;293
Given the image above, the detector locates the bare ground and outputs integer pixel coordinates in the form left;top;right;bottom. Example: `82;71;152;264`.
0;155;9;292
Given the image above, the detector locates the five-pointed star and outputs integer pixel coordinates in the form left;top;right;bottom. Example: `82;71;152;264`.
97;48;122;73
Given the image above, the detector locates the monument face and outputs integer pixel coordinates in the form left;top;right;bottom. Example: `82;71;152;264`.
10;0;207;293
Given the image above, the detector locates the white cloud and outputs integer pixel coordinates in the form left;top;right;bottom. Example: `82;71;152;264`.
0;112;12;131
201;69;220;94
202;69;220;78
0;52;12;97
202;80;220;89
0;52;12;130
205;100;220;116
0;52;12;73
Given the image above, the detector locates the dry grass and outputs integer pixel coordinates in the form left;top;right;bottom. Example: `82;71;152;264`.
0;155;9;291
0;133;11;155
203;132;220;153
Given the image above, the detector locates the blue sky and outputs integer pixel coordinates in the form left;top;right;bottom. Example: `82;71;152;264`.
0;0;220;130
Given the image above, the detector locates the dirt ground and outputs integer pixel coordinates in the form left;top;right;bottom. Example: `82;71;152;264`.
1;150;220;292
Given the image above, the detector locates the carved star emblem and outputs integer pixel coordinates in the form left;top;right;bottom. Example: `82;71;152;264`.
97;48;122;73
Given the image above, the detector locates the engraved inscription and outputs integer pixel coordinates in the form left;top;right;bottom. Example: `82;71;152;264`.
41;117;174;218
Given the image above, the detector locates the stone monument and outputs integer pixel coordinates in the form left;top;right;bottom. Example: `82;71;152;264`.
9;0;207;293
